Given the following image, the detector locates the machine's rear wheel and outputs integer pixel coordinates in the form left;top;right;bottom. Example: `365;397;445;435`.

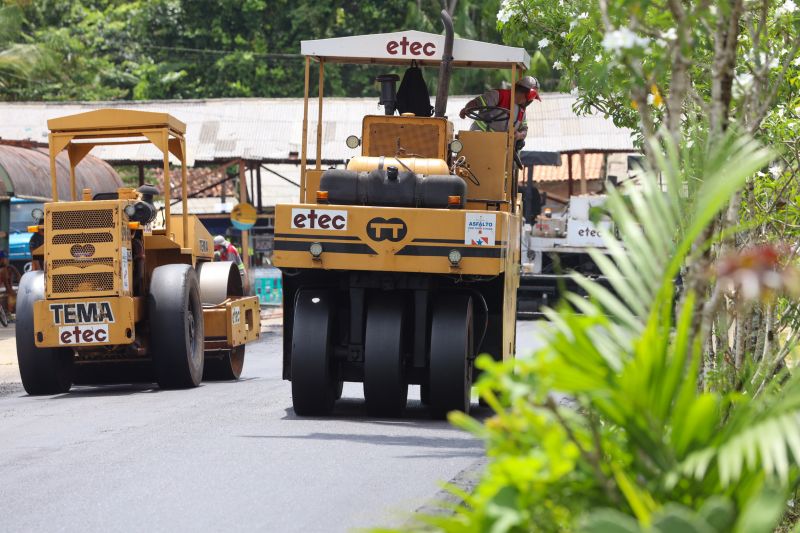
291;290;338;416
428;294;474;419
149;264;204;389
363;294;408;417
16;271;74;395
203;345;245;381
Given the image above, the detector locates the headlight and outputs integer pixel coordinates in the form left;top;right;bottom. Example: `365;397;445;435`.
449;139;464;154
124;204;137;218
345;135;361;149
448;249;462;266
31;207;44;221
309;242;323;259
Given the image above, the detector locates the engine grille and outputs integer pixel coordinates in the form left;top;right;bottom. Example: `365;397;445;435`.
367;123;441;159
52;232;114;245
52;209;114;230
51;272;115;294
51;258;114;269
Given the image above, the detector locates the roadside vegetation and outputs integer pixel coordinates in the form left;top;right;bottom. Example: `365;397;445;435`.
412;0;800;531
0;0;554;101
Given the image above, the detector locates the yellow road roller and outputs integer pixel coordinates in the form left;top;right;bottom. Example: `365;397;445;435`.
273;12;526;418
17;109;260;394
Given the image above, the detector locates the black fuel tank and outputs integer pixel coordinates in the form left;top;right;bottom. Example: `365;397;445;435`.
319;167;466;208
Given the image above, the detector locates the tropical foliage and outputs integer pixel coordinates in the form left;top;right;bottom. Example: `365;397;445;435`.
408;129;800;532
0;0;544;101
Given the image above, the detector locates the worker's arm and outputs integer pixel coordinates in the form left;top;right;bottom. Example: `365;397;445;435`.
516;118;528;140
459;90;499;119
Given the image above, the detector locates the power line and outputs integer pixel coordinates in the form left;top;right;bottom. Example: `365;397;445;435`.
141;44;302;60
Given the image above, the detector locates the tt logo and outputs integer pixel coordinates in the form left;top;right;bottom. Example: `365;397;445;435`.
366;217;407;242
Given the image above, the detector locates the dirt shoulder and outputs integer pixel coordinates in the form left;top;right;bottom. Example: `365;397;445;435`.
0;324;18;383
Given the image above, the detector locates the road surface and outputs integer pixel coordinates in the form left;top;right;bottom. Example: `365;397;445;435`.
0;320;544;532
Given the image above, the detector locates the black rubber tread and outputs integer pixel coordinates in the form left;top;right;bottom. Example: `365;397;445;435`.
335;380;344;401
203;345;245;381
363;293;408;417
16;271;74;395
290;290;338;416
428;294;474;419
420;383;430;405
149;264;204;389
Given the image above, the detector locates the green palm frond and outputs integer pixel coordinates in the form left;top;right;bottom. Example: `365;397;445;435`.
677;375;800;486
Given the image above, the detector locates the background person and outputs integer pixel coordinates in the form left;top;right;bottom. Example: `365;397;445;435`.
0;251;21;313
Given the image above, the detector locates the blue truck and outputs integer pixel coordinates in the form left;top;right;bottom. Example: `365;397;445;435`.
8;198;43;272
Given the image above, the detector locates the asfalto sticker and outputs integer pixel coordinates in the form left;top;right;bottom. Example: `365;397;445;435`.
465;213;496;246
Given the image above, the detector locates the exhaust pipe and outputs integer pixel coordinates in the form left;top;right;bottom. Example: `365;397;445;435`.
434;10;454;118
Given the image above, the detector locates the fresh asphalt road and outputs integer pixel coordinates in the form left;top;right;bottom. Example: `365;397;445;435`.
0;320;544;532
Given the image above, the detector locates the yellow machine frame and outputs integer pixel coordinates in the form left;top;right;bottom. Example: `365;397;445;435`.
30;109;259;363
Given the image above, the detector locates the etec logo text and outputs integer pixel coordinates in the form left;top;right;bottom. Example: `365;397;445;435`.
366;217;407;242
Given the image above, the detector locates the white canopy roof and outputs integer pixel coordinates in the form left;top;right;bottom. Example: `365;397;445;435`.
301;30;530;70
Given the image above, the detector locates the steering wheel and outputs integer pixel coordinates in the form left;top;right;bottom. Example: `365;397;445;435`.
463;105;510;123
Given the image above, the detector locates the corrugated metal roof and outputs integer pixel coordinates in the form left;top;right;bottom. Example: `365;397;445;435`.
0;95;635;165
524;93;636;152
0;145;122;200
529;153;605;182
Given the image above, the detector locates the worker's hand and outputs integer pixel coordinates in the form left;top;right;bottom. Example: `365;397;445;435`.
514;131;526;141
459;108;467;119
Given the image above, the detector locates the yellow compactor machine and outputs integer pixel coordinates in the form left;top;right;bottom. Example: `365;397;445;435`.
16;110;260;394
274;12;526;418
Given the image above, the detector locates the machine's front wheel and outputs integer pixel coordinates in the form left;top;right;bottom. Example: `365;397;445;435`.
16;271;74;395
149;264;204;389
428;294;474;419
198;261;247;381
291;290;338;416
363;294;408;417
203;345;245;381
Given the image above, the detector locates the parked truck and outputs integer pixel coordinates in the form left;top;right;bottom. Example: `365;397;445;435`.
518;194;614;315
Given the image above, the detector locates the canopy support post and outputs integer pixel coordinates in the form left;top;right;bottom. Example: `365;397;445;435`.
316;60;324;170
239;159;250;270
163;130;171;239
507;63;517;211
300;56;311;203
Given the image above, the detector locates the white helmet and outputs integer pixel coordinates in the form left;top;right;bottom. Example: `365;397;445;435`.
516;76;541;102
214;235;226;246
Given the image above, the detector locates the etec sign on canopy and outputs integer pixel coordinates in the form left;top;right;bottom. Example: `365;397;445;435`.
386;36;436;57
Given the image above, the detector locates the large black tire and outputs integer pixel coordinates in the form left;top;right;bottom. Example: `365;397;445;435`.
290;290;338;416
363;294;408;417
16;271;74;395
428;294;474;419
203;346;245;381
149;264;204;389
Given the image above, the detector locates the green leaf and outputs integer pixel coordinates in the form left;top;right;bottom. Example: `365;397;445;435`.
580;509;641;533
732;487;786;533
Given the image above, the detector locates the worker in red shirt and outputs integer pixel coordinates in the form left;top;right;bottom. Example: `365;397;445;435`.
214;235;243;266
459;76;541;142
